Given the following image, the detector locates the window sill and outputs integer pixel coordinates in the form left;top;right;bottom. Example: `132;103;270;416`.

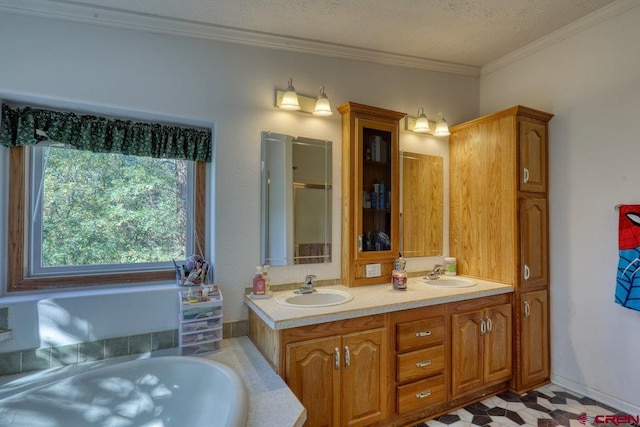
0;280;179;303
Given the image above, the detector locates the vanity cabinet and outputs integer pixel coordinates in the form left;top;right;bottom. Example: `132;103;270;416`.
338;102;406;287
392;306;447;415
249;311;389;427
450;295;512;398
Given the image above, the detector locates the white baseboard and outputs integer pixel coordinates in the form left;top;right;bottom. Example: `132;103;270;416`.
551;374;640;415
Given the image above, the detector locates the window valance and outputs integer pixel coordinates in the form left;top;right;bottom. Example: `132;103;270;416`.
0;103;212;162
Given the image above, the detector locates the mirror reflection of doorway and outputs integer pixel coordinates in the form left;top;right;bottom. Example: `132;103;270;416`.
293;184;332;264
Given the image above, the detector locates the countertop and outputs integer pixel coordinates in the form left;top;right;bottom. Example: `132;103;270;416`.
0;337;306;427
245;276;514;330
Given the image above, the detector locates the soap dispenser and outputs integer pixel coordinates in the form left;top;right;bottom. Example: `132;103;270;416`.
392;253;407;290
252;266;265;296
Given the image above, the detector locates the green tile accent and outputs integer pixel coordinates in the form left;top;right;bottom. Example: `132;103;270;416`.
0;351;21;376
128;333;152;354
22;348;51;372
104;337;129;358
0;308;8;330
51;344;78;366
151;331;174;351
79;340;105;363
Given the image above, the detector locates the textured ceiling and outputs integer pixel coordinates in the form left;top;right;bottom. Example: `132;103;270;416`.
8;0;618;67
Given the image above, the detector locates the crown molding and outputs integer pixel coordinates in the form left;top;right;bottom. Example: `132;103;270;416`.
481;0;640;77
0;0;480;77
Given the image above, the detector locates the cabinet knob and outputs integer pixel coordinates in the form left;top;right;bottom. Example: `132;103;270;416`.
416;390;432;399
416;359;432;368
334;347;340;370
415;331;432;337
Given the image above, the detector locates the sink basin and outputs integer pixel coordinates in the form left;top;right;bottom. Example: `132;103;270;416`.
275;288;354;308
422;277;477;288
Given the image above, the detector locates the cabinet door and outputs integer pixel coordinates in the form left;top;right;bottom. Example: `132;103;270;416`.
483;304;512;384
286;336;342;427
519;120;547;193
451;310;484;397
357;118;399;259
520;198;548;290
342;328;388;427
520;290;550;388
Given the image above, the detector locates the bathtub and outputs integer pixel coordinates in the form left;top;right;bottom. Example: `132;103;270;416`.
0;356;248;427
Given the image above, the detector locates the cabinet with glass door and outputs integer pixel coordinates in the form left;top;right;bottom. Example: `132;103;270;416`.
339;102;405;287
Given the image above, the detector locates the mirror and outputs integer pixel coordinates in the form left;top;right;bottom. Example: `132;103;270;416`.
400;151;443;257
261;132;332;266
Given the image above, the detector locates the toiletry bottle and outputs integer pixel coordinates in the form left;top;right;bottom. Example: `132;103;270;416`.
392;253;407;290
444;257;457;276
379;181;386;209
252;266;265;295
262;264;271;293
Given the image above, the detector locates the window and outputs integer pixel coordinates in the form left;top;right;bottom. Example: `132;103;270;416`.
2;103;210;291
8;146;206;291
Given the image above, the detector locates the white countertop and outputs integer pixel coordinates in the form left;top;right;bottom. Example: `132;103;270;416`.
245;276;514;330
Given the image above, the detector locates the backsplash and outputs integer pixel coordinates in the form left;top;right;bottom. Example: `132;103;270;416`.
0;319;248;376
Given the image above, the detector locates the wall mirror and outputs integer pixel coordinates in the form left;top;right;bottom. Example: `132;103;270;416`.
400;151;443;257
261;132;332;266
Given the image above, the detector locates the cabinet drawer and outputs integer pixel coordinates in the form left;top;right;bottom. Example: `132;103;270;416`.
397;374;445;414
396;345;444;383
396;317;444;352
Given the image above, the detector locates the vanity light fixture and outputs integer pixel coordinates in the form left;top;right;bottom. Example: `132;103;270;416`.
275;79;333;116
434;112;451;137
413;107;430;133
313;86;333;116
279;78;301;110
405;109;450;137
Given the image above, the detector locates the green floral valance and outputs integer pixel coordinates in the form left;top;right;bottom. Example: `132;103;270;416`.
0;103;212;162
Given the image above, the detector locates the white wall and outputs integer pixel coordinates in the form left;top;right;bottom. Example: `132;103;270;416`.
0;12;477;352
480;3;640;413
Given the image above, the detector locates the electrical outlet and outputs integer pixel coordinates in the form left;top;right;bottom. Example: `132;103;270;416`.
365;263;382;278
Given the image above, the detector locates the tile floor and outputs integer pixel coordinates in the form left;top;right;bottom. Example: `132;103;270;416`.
413;383;637;427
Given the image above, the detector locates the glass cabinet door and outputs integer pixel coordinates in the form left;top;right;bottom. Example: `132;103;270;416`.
357;120;396;255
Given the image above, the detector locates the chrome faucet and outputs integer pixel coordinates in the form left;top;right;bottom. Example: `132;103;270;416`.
426;264;444;280
295;275;317;294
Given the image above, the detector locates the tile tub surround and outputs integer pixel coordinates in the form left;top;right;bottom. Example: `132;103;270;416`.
0;319;249;377
245;276;514;330
413;383;636;427
0;337;306;427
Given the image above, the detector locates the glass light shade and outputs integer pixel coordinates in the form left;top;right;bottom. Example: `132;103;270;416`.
313;86;333;116
280;78;301;110
413;108;430;133
434;113;450;137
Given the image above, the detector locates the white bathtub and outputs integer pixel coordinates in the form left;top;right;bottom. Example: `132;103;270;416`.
0;356;248;427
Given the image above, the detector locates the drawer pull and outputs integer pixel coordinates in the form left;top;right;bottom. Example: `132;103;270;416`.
416;359;432;368
334;347;340;371
415;331;432;337
344;345;351;368
416;390;432;399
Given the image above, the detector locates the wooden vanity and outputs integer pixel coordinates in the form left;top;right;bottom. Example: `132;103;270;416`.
246;279;514;427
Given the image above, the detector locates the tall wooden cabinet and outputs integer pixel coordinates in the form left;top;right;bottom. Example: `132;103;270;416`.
449;105;553;393
338;102;406;286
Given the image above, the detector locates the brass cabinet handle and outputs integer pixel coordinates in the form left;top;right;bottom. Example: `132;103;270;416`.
524;301;531;318
486;317;492;332
416;390;432;399
524;264;531;281
334;347;340;370
415;331;432;337
416;359;432;368
344;345;351;368
480;318;486;335
523;167;530;183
